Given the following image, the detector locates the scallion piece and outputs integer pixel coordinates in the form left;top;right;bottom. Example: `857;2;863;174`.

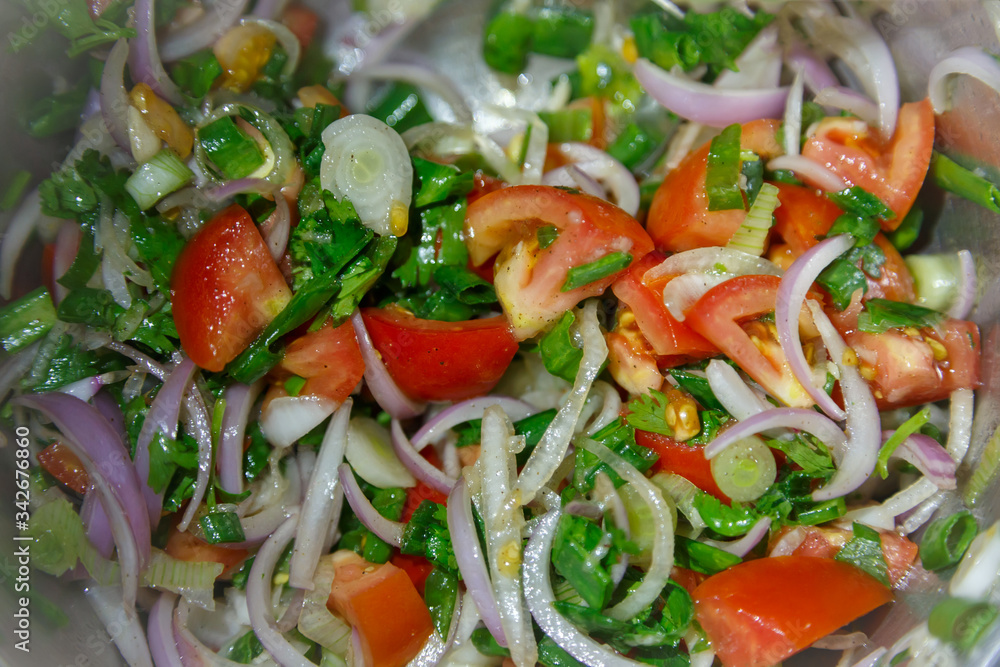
929;597;999;650
705;123;744;211
561;251;632;292
888;206;923;252
606;122;663;172
0;287;56;353
537;109;593;143
284;375;307;397
726;182;779;256
709;436;776;502
674;535;742;575
796;498;846;525
483;10;534;74
0;170;31;211
537;225;559;249
857;299;944;335
931;151;1000;213
875;407;931;478
200;510;246;544
920;511;978;571
125;148;195;211
172;50;223;98
198;116;266;180
532;7;594;59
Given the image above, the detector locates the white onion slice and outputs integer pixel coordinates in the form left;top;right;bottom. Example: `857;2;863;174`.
766;155;848;192
391;420;457;494
776;234;854;420
513;301;607;508
246;512;318;667
148;592;184;667
807;302;881;502
260;394;337;448
704;407;847;460
477;406;536;667
928;46;1000;114
338;463;404;547
522;508;647;667
784;40;839;95
289;401;351;590
100;39;131;151
947;249;976;319
351;310;426;418
346;417;416;489
86;585;153;667
217;381;264;495
947;387;975;463
321;114;413;236
178;387;216;532
715;25;782;91
634;58;789;128
646;246;781;284
814;86;880;128
703;516;772;557
782;68;805;157
159;0;251;62
547;142;641;216
577;438;673;621
705;359;769;420
950;520;1000;599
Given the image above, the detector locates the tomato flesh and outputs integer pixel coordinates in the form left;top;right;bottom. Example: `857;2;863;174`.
37;442;89;495
328;553;434;667
171;205;291;372
361;307;519;402
646;119;782;252
465;185;653;339
636;429;730;502
693;556;892;667
801;99;934;228
164;527;249;575
275;319;365;404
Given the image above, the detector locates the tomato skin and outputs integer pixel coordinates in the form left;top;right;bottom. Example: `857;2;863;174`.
636;429;730;502
611;252;719;363
770;183;915;303
646;119;782;252
391;553;435;595
845;318;980;409
693;556;892;667
164;528;250;575
360;307;519;402
171;205;291;372
684;275;813;408
281;5;320;49
768;525;918;587
801;99;934;228
328;553;434;667
37;442;89;495
275;319;365;404
465;185;653;339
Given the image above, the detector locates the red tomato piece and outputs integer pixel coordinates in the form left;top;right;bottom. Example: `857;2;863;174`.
171;205;291;372
275;319;365;404
164;528;249;575
670;566;708;595
693;556;893;667
611;252;719;363
801;99;934;229
770;183;915;303
391;553;435;595
328;553;434;667
281;5;320;49
361;307;519;402
646;119;782;252
635;429;730;503
768;525;918;586
37;442;89;495
465;185;653;339
845;318;980;409
402;479;449;523
684;275;814;408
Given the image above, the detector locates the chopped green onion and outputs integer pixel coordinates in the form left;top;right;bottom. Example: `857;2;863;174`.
562;251;632;292
537;225;560;249
198;116;266;180
171;50;223;98
888;206;923;252
674;535;742;575
200;510;246;544
483;10;534;74
424;568;458;638
606;122;664;172
124;148;195;211
726;182;779;256
795;498;846;525
57;224;102;290
929;598;999;650
0;287;57;353
223;630;264;663
552;514;615;609
740;152;764;207
920;511;978;571
931;151;1000;213
857;299;944;336
876;407;931;479
284;375;307;397
21;85;89;138
0;170;31;211
537;109;593;143
827;185;895;221
710;436;776;502
532;7;594;59
705;124;744;211
539;311;583;383
365;83;433;134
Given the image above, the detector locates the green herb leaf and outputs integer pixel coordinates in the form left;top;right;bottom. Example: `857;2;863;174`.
876;407;931;478
920;511;977;571
223;630;264;664
539;311;583;383
200;510;246;544
198;117;266;180
828;186;895;221
673;535;742;575
400;500;457;573
931;151;1000;213
668;369;726;412
574;419;658;492
857;299;944;336
424;567;458;638
705;124;744;211
625;390;674;437
412;157;474;208
692;493;758;537
562;251;632;292
0;287;57;353
835;522;889;586
552;514;617;609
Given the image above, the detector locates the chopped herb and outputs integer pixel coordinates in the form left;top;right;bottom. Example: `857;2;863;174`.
537;109;593;143
198;117;266;181
171;50;223;98
424;567;458;637
539;311;583;383
552;513;617;609
705;124;744;211
673;535;742;575
574;419;658;492
412;157;474;208
888;206;923;252
200;510;246;544
400;500;457;573
931;151;1000;213
223;630;264;663
668;369;726;412
920;511;977;571
562;251;632;292
483;9;534;74
929;598;999;650
857;299;944;335
537;225;560;249
0;287;57;353
828;186;895;221
692;493;757;537
876;407;931;478
835;522;889;586
625;390;674;437
0;170;32;211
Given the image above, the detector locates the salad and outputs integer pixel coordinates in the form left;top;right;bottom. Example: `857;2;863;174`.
2;0;1000;666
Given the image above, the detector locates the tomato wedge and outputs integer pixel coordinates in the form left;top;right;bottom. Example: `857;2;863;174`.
328;552;433;667
769;525;918;586
646;119;782;252
684;275;814;408
465;185;653;339
171;205;292;372
37;442;89;495
845;318;980;409
693;556;892;667
274;319;365;404
801;99;934;228
360;307;519;402
769;183;915;303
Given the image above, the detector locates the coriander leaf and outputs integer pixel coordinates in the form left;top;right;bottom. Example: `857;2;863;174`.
669;369;726;412
289;193;372;291
552;513;616;609
574;419;658;492
835;522;889;586
393;198;468;288
688;409;729;446
56;221;101;290
433;265;498;305
200;510;246;544
223;630;263;664
692;492;757;537
673;535;741;575
0;287;56;353
539;311;582;383
766;435;834;475
400;500;457;573
828;186;895;221
626;390;674;437
22;333;104;392
130;215;185;292
424;568;458;638
413;157;474;207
